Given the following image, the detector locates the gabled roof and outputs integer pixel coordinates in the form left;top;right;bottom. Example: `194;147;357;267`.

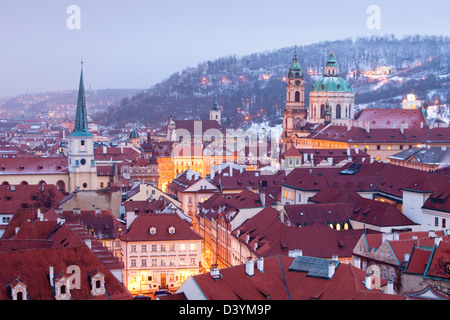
0;246;132;300
182;255;403;300
233;207;362;259
284;203;353;228
120;213;202;242
354;108;427;129
0;157;68;176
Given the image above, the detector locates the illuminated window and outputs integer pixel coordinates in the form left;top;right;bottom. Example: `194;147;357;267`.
180;244;186;251
388;145;392;150
190;243;196;251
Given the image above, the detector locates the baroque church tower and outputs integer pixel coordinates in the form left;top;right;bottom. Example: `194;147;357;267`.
209;91;221;124
282;51;307;152
68;62;97;192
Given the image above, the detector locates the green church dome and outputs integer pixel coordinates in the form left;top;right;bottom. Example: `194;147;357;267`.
311;76;353;93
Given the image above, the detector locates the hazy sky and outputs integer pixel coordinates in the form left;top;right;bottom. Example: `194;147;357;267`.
0;0;448;97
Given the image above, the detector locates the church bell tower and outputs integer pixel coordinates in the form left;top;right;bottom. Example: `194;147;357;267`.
68;61;97;192
282;50;307;152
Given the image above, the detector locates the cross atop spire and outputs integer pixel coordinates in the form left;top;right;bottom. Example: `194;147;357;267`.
70;62;93;137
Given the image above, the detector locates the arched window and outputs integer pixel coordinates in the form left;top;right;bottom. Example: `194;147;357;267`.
320;105;326;119
2;181;9;185
39;180;46;186
56;180;65;192
20;181;28;185
336;104;341;119
295;91;300;102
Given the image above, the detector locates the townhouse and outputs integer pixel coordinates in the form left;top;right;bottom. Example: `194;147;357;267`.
120;213;203;295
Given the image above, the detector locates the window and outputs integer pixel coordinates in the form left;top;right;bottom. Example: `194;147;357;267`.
295;91;300;102
180;244;186;251
141;245;147;252
190;257;196;266
169;244;175;252
336;104;341;119
169;258;175;266
60;285;67;295
131;245;136;253
443;219;447;228
151;259;157;267
152;244;157;252
160;244;166;252
190;243;196;251
160;259;166;266
320;105;326;119
149;227;157;235
81;140;85;146
131;259;136;267
298;194;301;203
179;258;185;265
141;259;147;267
435;217;439;227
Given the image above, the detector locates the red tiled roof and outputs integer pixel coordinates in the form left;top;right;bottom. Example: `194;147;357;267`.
354;108;427;129
234;207;359;259
187;255;403;300
120;213;202;242
404;247;432;275
425;239;450;280
0;184;65;215
0;246;132;300
422;185;450;213
284;203;353;227
0;157;68;175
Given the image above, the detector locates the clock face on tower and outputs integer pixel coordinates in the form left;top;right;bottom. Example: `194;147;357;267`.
80;159;86;165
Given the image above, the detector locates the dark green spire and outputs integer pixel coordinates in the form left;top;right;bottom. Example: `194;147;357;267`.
71;61;93;137
288;50;303;79
211;91;220;111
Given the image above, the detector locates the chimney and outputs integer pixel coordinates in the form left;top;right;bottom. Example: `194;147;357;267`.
420;122;424;129
257;257;264;273
103;146;107;154
245;257;254;277
95;208;101;215
387;279;394;295
15;227;19;234
355;147;359;154
404;253;410;263
353;256;361;269
210;264;221;281
127;211;137;229
57;217;65;225
365;272;372;290
288;249;303;258
37;208;43;222
328;261;336;279
435;237;442;247
246;234;250;244
85;239;92;249
49;266;54;287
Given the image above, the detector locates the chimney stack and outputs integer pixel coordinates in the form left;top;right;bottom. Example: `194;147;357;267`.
49;266;54;287
210;264;221;281
245;257;254;277
328;261;336;279
85;239;92;249
387;279;394;295
365;272;372;290
257;257;264;273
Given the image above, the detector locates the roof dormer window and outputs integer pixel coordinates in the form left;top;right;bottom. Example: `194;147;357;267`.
54;275;71;300
149;227;157;235
89;271;106;296
168;226;176;234
8;278;28;300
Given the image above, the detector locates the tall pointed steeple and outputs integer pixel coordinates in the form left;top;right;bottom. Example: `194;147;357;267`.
71;61;93;137
211;90;220;111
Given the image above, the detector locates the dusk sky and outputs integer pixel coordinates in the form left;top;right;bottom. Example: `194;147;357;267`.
0;0;448;97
